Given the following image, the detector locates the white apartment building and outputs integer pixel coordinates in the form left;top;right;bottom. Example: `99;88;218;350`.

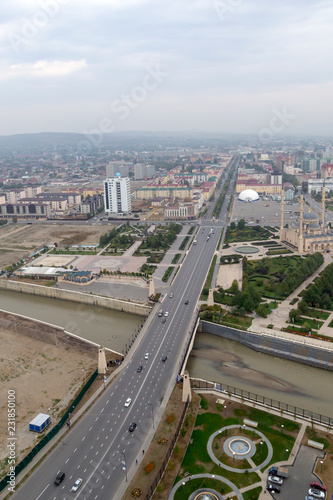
103;175;131;214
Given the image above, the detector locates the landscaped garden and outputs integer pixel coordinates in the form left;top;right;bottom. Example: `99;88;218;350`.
172;394;298;500
244;252;324;299
226;222;271;243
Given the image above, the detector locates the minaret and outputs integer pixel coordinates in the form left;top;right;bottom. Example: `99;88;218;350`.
280;190;285;241
298;194;304;253
322;185;325;226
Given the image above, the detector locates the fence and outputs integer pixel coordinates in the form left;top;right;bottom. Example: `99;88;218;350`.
190;378;333;427
0;370;98;494
143;398;189;500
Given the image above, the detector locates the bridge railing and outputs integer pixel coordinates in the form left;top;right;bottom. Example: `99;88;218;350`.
190;377;333;427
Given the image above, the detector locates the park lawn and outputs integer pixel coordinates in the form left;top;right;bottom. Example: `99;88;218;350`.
304;309;330;320
242;486;263;500
292;317;324;329
226;226;271;243
174;477;232;500
222;312;253;329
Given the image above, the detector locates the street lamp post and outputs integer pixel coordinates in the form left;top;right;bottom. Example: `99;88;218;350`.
281;424;284;434
260;441;263;453
320;460;323;473
182;482;185;495
148;403;154;429
224;405;227;417
232;452;235;464
286;449;289;459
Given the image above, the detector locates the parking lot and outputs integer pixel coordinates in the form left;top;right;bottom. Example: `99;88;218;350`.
233;198;304;226
267;445;325;500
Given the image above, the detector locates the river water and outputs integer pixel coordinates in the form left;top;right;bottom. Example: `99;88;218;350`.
0;290;142;354
187;333;333;418
1;290;332;417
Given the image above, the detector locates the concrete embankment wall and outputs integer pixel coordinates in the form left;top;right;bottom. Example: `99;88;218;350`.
200;321;333;371
0;280;150;317
0;309;103;357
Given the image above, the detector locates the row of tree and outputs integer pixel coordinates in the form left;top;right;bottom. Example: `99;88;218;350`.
275;252;324;296
301;261;333;309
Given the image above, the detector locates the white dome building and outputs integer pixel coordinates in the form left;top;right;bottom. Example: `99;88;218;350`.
238;189;259;202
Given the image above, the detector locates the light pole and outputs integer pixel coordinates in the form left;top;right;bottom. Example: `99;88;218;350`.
82;368;86;385
212;474;215;489
148;403;154;429
224;405;227;417
320;460;323;473
182;482;185;495
260;441;263;453
232;451;235;464
281;424;284;434
120;451;127;482
286;449;289;459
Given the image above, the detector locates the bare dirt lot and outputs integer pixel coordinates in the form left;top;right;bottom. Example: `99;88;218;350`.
0;328;96;475
0;224;112;268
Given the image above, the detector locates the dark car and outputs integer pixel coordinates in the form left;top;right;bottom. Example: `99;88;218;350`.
161;318;166;324
267;484;280;493
129;423;137;432
137;366;143;373
54;471;65;486
185;300;189;305
161;355;167;362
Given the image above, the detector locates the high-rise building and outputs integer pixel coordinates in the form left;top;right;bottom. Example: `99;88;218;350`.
103;174;131;215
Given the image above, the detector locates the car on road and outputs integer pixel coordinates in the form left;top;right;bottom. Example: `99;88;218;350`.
129;423;137;432
310;482;327;492
161;355;167;362
164;311;169;317
137;366;143;373
169;293;173;298
144;353;149;359
124;398;132;407
158;310;163;317
308;488;325;499
267;484;280;493
161;318;166;323
268;475;283;485
185;299;189;305
71;478;82;492
54;471;65;486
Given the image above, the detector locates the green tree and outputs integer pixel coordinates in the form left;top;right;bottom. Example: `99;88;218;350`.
237;219;246;230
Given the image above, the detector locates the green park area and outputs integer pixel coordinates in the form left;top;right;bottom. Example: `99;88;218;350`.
225;220;272;244
244;252;324;299
173;394;298;500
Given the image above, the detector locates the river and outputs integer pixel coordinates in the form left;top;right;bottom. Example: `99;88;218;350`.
0;290;142;354
187;332;333;418
1;290;332;416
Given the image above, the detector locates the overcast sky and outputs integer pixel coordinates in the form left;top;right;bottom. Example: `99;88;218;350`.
0;0;332;137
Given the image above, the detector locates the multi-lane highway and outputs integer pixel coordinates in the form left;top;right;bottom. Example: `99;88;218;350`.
11;229;223;500
11;159;238;500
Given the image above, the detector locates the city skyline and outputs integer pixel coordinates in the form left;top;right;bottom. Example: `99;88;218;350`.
0;0;333;136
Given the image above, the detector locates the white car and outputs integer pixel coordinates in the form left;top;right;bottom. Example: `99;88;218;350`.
308;488;325;499
144;353;149;359
124;398;132;407
71;478;82;492
164;311;169;317
268;475;283;485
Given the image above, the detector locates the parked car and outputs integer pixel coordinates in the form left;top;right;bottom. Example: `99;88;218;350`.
268;475;283;485
267;484;280;493
71;478;82;492
137;366;143;373
308;488;325;499
54;471;65;486
129;423;137;432
310;482;327;492
124;398;132;407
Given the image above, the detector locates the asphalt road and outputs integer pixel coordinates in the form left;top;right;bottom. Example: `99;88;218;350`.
11;218;224;500
11;159;239;500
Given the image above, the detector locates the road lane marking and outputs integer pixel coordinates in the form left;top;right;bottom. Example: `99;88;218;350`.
35;484;49;500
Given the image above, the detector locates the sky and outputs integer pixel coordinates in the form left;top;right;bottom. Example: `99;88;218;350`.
0;0;333;137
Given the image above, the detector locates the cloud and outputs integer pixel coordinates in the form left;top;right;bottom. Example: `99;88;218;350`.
0;59;86;81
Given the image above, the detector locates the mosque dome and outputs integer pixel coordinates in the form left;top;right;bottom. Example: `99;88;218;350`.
303;210;318;220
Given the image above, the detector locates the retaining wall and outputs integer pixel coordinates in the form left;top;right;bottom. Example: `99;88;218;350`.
0;280;150;316
200;320;333;371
